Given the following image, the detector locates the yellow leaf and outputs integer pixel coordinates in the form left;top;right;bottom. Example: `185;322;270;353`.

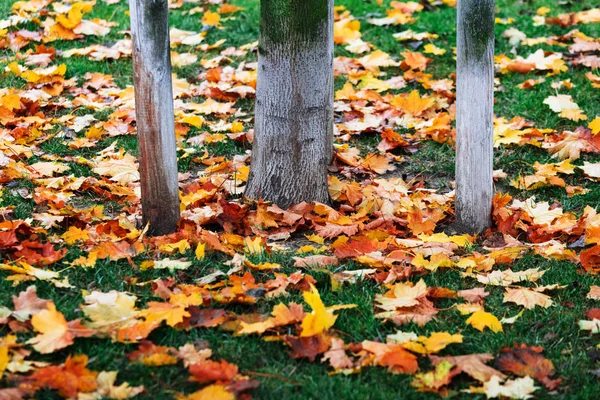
537;6;550;16
244;237;264;255
403;332;463;354
56;2;93;29
81;291;139;333
423;43;446;55
139;302;190;327
195;243;206;260
246;262;282;271
589;117;600;135
202;11;221;26
27;303;70;353
391;90;435;116
159;239;190;255
230;121;244;132
177;384;234;400
305;234;325;245
179;114;204;128
62;226;90;245
300;285;337;337
0;345;9;379
466;310;503;333
0;92;21;111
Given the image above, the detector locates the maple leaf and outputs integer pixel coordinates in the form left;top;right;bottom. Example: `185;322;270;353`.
589;117;600;135
62;226;90;244
12;285;50;322
423;43;446;55
579;162;600;179
300;284;355;337
377;344;419;374
177;385;235;400
411;360;459;394
202;11;221;26
403;332;463;354
127;341;178;366
465;375;538;399
400;51;431;71
139;302;190;327
28;302;95;353
293;255;338;268
28;161;70;177
80;290;139;334
587;285;600;300
391;90;436;116
243;236;264;254
56;2;93;29
495;344;562;390
314;222;359;239
512;198;562;225
322;338;355;371
78;371;144;400
285;333;332;361
457;288;489;303
503;287;553;309
334;17;362;44
579;318;600;333
0;261;71;288
189;359;239;383
475;268;546;286
30;355;98;398
153;259;193;271
465;310;503;333
374;279;428;311
176;343;212;368
430;353;506;383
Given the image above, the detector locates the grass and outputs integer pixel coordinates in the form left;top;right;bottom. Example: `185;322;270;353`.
2;0;600;399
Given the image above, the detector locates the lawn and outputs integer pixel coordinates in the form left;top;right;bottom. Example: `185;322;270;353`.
1;0;600;399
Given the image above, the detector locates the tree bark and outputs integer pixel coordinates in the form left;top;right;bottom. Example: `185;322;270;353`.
245;0;334;209
129;0;180;235
455;0;495;233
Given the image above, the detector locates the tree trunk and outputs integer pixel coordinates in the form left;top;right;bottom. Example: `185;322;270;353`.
245;0;334;209
129;0;180;235
455;0;495;233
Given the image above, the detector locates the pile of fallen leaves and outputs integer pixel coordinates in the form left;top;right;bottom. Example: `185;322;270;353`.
1;0;600;398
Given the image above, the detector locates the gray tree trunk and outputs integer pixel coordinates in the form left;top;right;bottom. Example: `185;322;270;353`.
245;0;334;209
129;0;180;235
455;0;495;233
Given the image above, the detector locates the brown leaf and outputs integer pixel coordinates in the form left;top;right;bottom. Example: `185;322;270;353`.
495;344;562;390
284;333;332;362
430;353;506;382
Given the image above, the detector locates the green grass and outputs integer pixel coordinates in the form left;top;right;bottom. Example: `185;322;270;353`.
2;0;600;399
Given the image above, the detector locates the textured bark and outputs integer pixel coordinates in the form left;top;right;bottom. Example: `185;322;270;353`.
455;0;495;233
245;0;334;209
129;0;180;235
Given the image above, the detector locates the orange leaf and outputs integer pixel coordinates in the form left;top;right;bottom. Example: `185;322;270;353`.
30;355;98;398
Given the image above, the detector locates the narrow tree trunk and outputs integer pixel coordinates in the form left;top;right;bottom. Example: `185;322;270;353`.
245;0;334;209
455;0;495;233
129;0;180;235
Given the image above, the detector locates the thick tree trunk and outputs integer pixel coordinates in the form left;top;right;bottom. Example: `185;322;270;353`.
129;0;180;235
245;0;334;209
455;0;495;233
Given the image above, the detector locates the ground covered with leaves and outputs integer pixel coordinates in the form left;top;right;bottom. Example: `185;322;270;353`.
1;0;600;398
